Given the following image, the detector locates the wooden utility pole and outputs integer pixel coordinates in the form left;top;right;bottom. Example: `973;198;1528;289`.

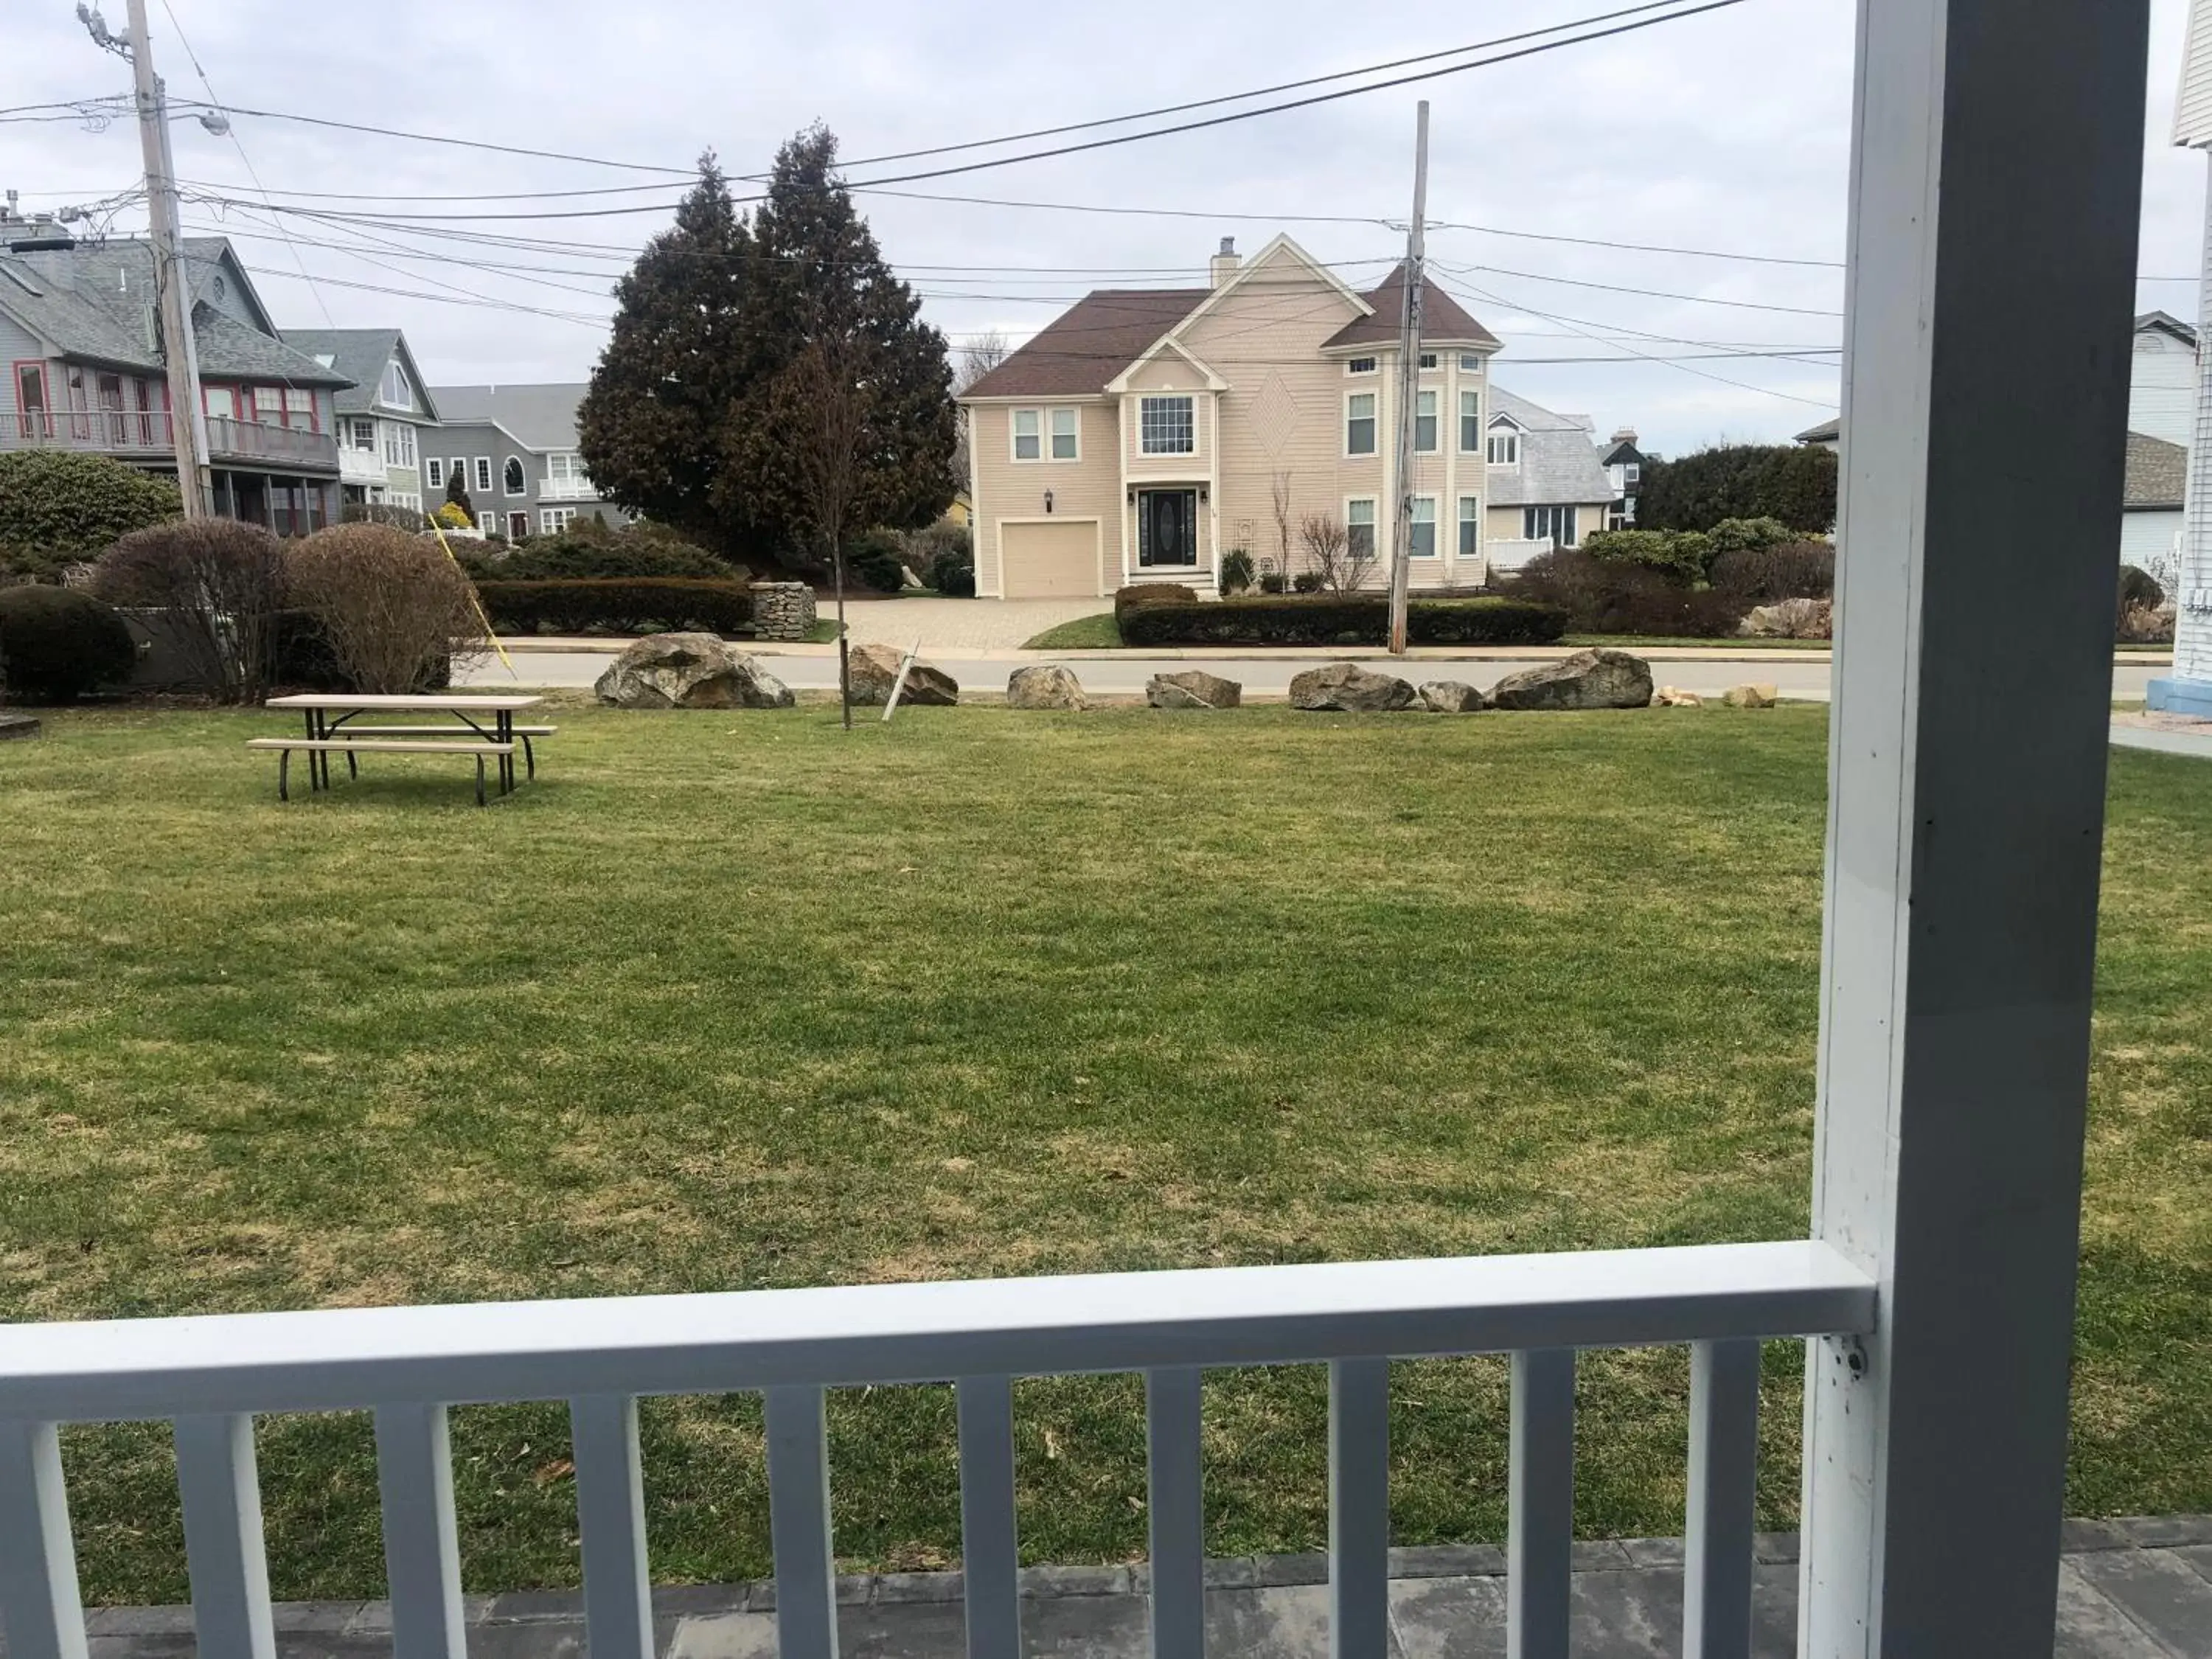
1386;102;1430;656
119;0;211;515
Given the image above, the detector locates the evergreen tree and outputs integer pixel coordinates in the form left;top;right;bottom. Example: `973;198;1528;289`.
577;131;957;568
443;467;474;523
577;154;755;552
1638;444;1837;535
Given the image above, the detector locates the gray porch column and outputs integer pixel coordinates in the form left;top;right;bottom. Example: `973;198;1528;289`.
1801;0;2148;1653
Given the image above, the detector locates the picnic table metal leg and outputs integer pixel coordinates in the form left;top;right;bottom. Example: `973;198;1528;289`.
475;756;486;808
302;712;321;791
278;748;291;802
522;734;535;782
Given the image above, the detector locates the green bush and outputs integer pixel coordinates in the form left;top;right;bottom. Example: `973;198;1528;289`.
456;523;733;582
1115;583;1200;622
2117;564;2166;617
1505;549;1747;637
1220;549;1256;594
1638;444;1837;534
847;528;907;594
1582;528;1713;582
475;579;751;636
0;585;136;701
0;451;181;580
1705;516;1797;555
1292;571;1324;594
932;554;976;597
1117;595;1566;648
1258;571;1287;594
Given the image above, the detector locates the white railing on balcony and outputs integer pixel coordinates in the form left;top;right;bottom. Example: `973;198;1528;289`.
0;1240;1873;1659
540;477;599;501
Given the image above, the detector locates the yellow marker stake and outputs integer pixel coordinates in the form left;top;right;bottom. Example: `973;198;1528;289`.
425;514;517;678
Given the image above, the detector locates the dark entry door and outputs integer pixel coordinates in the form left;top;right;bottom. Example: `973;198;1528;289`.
1138;488;1198;567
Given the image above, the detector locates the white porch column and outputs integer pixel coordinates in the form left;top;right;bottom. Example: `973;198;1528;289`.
1801;1;2148;1653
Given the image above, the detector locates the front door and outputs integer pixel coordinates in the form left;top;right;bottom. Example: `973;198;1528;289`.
508;510;531;540
1136;488;1198;568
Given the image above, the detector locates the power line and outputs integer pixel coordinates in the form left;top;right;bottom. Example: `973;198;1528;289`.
1430;256;1840;317
1431;218;1841;270
166;99;693;175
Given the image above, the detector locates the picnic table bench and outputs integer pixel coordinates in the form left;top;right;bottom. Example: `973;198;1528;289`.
257;695;550;805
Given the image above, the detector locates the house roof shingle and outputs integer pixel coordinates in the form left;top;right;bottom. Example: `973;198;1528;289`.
428;383;588;451
280;328;437;418
961;256;1498;400
2124;430;2188;509
0;238;350;386
1484;385;1617;508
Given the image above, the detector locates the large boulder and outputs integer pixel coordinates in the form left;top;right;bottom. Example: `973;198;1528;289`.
1418;681;1488;713
1489;648;1654;712
1739;597;1833;640
1006;664;1086;710
1146;669;1241;709
594;633;793;709
1289;661;1416;713
846;639;959;706
1723;682;1780;709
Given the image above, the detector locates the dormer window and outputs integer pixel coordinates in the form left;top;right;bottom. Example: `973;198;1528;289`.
380;361;412;411
1486;418;1522;467
1346;356;1379;375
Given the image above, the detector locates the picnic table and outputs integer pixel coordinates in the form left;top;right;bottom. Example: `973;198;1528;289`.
255;694;552;806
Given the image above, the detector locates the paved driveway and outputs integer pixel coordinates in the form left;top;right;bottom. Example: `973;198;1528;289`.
833;597;1102;650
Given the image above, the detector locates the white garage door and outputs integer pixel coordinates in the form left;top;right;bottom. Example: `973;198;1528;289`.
1001;520;1099;598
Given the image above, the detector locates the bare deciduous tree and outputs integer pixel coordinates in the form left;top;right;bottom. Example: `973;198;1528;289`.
1301;511;1377;596
1270;470;1295;591
955;330;1012;395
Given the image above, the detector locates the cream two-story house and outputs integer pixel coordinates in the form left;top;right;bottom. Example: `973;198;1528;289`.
959;235;1611;599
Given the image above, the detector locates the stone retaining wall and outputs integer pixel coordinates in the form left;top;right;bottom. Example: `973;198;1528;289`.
751;582;817;641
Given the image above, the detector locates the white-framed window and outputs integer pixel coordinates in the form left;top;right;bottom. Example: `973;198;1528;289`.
1138;394;1194;456
347;417;376;451
390;491;422;512
380;361;412;411
382;421;416;467
1418;351;1439;370
1346;497;1377;560
1459;352;1484;374
1409;495;1437;557
1525;504;1579;547
449;457;466;489
1458;495;1481;557
204;384;237;422
1012;408;1041;462
546;451;590;490
541;507;577;534
1050;406;1079;460
425;456;445;490
1346;355;1379;375
1460;391;1482;453
1415;390;1439;453
1346;392;1377;456
1624;462;1641;485
478;510;498;537
1487;420;1521;467
473;456;493;493
504;456;526;496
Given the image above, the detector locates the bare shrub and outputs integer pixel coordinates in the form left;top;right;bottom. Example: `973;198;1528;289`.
88;518;288;702
2118;604;2175;645
1301;511;1376;596
1708;539;1835;601
285;524;487;694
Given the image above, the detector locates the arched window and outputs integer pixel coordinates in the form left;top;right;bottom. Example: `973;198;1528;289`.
504;456;526;495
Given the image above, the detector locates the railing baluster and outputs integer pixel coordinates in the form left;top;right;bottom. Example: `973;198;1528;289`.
956;1376;1021;1659
1508;1348;1575;1659
765;1384;840;1659
570;1394;654;1659
0;1420;88;1659
174;1413;276;1659
1328;1357;1391;1659
1144;1366;1206;1659
1684;1339;1761;1659
374;1402;467;1659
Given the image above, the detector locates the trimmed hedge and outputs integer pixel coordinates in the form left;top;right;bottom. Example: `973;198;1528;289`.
0;585;136;701
1114;583;1200;623
475;578;751;636
1117;595;1566;648
456;528;734;582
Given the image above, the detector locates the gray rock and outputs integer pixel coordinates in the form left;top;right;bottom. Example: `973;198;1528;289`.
1417;680;1488;713
0;712;41;740
1146;669;1242;709
1739;597;1832;639
846;639;959;707
1488;648;1654;712
1723;681;1780;709
1289;661;1416;712
1006;664;1086;710
593;633;793;709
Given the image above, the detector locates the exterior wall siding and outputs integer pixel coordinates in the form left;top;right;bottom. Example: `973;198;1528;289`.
0;316;44;425
2129;331;2197;448
2119;508;2183;571
970;400;1119;597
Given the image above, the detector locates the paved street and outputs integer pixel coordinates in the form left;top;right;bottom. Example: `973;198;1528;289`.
69;1520;2212;1657
465;644;2169;706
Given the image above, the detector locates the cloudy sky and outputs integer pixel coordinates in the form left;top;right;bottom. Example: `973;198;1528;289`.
3;0;2201;453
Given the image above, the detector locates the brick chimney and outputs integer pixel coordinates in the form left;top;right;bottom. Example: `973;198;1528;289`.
1209;237;1241;289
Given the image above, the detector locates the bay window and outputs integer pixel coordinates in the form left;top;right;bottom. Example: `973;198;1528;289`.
1410;496;1437;557
1415;390;1438;453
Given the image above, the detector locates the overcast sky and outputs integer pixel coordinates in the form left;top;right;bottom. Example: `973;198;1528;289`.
3;0;2201;453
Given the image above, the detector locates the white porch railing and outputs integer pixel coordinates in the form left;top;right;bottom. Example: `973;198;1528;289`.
0;1241;1872;1659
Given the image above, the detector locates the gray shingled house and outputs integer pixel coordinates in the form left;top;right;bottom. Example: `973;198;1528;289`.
424;383;627;540
0;227;352;533
279;329;442;515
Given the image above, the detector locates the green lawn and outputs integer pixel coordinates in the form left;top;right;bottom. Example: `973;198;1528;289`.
1022;613;1123;649
3;705;2208;1604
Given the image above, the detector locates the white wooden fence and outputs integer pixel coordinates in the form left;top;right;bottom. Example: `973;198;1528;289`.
0;1241;1873;1659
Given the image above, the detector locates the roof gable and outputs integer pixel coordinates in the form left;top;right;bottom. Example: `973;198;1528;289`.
1323;262;1499;350
282;328;439;418
428;383;587;451
1484;384;1615;507
962;289;1208;400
